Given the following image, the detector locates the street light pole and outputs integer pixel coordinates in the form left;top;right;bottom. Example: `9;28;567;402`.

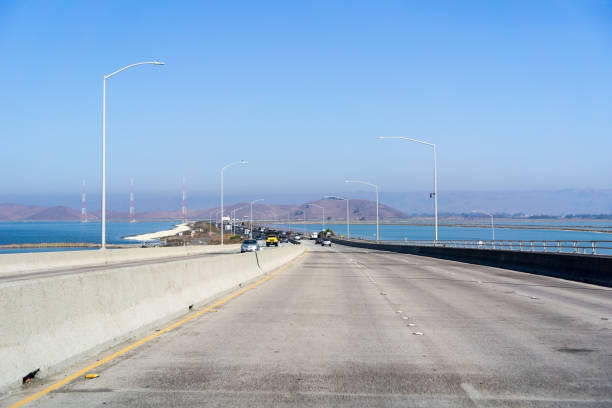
220;160;247;246
378;136;438;243
325;196;350;239
231;206;245;235
309;203;325;232
250;199;264;238
101;60;164;249
473;210;495;247
345;180;379;241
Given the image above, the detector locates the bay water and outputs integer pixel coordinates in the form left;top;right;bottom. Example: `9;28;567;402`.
0;221;177;254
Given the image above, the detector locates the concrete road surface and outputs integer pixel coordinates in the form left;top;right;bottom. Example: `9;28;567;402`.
6;240;612;407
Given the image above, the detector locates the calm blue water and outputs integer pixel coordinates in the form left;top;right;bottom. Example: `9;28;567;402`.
0;221;177;253
271;223;612;243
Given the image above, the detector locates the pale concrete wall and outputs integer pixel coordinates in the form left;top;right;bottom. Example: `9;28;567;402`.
0;245;241;277
0;245;305;393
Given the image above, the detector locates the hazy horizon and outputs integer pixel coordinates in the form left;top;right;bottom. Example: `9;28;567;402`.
2;188;611;215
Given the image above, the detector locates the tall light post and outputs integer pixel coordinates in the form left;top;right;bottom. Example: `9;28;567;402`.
209;211;220;233
250;199;264;237
231;206;245;234
309;203;325;233
325;196;350;239
220;160;247;245
473;210;495;247
230;207;244;234
378;136;438;243
345;180;379;241
101;60;164;249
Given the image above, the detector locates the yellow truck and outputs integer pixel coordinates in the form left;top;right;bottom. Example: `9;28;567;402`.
266;233;279;247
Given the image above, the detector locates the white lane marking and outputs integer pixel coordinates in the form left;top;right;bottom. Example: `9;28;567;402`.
461;382;482;400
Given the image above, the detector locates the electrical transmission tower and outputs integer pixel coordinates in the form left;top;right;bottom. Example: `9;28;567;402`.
81;179;87;223
129;177;135;223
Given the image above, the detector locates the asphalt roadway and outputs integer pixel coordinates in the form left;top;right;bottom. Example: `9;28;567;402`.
6;240;612;407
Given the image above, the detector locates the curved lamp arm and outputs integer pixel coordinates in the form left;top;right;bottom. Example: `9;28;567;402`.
378;136;434;148
344;180;378;190
105;61;165;79
222;160;248;172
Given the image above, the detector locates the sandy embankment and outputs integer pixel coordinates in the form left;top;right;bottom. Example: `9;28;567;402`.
123;223;191;241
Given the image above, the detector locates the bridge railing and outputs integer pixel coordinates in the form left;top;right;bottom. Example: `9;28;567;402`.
348;238;612;256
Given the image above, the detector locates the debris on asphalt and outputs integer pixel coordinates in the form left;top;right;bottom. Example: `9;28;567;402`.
380;292;387;295
396;310;403;313
413;332;424;335
85;374;99;379
407;323;416;327
402;316;409;320
22;368;40;384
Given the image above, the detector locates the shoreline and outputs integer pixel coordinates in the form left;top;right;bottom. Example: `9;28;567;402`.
122;223;191;241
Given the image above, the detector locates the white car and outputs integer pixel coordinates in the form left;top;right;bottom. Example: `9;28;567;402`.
241;239;260;252
310;232;318;240
321;238;332;247
294;234;302;241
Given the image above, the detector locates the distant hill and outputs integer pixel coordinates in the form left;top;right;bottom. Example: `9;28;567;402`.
2;189;611;221
378;189;612;215
192;198;408;222
3;189;610;216
0;199;407;222
0;203;47;221
25;206;82;221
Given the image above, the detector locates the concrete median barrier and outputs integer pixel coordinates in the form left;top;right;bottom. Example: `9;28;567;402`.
257;244;306;273
0;244;241;277
0;244;305;394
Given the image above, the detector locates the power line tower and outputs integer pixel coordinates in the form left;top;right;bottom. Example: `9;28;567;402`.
129;177;135;223
181;175;187;223
81;179;87;223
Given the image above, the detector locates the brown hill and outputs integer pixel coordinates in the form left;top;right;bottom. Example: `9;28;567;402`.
0;203;47;221
191;198;407;222
0;198;408;222
26;206;81;221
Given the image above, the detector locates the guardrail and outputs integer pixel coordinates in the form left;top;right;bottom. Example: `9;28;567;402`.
331;237;612;288
348;238;612;256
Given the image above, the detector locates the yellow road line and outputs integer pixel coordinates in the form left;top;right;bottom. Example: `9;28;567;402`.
8;249;308;408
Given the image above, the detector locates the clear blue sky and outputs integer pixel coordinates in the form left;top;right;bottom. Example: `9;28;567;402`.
1;1;610;202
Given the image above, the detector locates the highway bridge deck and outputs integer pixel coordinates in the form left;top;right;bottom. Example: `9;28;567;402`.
5;240;611;407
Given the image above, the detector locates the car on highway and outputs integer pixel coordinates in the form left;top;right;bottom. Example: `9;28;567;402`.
293;234;302;241
279;234;289;243
310;232;318;240
321;238;332;247
241;239;260;253
266;233;279;247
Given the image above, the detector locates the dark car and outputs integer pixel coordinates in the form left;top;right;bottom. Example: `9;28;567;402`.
279;234;289;243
